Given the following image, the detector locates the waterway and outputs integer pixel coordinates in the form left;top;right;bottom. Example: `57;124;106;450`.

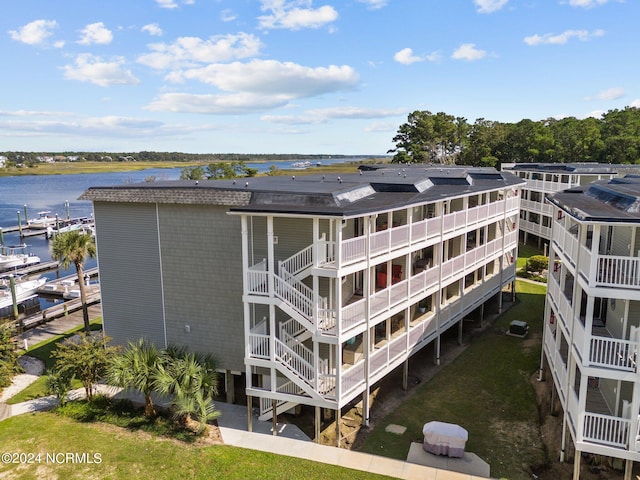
0;158;360;284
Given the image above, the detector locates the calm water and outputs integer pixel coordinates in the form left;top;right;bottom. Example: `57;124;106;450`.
0;158;358;282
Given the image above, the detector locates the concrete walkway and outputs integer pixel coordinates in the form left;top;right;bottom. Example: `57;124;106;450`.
1;307;494;480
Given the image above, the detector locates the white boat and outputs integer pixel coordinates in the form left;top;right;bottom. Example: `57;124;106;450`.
0;244;41;272
28;211;58;230
291;161;312;169
0;275;46;309
46;222;89;239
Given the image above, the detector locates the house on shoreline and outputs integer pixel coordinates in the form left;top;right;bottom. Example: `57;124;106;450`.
80;165;523;443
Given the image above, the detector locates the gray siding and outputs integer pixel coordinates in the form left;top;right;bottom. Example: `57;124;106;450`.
94;202;166;348
611;226;633;256
158;204;244;371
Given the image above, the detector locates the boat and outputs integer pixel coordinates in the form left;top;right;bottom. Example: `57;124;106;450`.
46;221;91;239
0;244;41;272
291;161;312;169
28;211;58;230
0;275;47;310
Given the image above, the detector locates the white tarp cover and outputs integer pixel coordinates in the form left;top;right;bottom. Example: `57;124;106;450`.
422;421;468;458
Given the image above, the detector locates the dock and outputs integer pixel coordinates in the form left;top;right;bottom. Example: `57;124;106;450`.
1;216;93;238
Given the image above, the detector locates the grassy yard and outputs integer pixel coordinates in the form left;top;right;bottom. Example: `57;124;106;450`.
358;280;548;480
0;413;394;480
7;319;103;404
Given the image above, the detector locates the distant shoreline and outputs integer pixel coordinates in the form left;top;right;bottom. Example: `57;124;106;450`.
0;157;390;177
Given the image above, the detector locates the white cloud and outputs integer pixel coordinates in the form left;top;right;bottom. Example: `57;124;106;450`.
146;92;292;114
474;0;508;13
155;0;195;8
258;0;338;30
394;48;422;65
393;48;440;65
178;59;359;97
62;54;140;87
78;22;113;45
9;19;61;47
568;0;617;8
364;121;398;133
262;107;404;125
305;106;406;119
221;9;237;22
524;29;604;46
137;33;263;70
585;87;625;101
451;43;487;61
145;60;359;114
631;99;640;109
142;23;163;36
357;0;388;9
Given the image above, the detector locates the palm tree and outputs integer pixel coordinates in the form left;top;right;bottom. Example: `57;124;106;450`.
50;230;96;332
108;338;162;417
154;348;219;432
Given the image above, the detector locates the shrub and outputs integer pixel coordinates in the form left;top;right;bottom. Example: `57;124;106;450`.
526;255;549;273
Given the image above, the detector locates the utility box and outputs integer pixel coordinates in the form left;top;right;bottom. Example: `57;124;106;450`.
509;320;529;337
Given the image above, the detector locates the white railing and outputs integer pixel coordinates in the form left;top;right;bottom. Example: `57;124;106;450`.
274;337;314;385
582;413;630;449
590;337;638;372
553;223;579;267
340;236;367;265
279;245;313;277
247;260;268;295
259;380;302;418
274;274;313;321
520;219;552;240
521;198;553;216
248;333;270;359
281;328;314;369
526;179;572;194
341;361;365;398
596;255;640;289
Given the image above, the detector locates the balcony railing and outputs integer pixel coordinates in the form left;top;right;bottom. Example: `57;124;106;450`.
582;413;630;450
525;178;572;194
332;198;513;268
596;255;640;289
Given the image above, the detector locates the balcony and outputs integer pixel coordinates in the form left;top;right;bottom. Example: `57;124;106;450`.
326;197;517;269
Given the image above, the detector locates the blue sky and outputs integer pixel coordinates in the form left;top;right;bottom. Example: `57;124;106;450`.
1;0;637;155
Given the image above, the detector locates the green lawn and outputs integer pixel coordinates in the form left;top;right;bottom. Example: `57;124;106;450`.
0;413;393;480
358;280;548;480
7;319;103;404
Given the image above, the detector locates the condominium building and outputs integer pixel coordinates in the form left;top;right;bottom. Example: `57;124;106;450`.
502;163;640;249
80;165;523;441
541;175;640;480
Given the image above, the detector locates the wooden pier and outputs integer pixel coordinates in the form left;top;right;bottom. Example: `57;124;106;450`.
19;291;101;333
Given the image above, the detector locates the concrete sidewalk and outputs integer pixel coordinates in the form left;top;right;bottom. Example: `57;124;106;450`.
3;310;493;479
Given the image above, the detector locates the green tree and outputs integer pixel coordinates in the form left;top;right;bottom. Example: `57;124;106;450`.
154;348;219;432
0;323;19;388
46;369;74;406
50;231;96;332
180;166;205;180
108;338;163;417
51;332;118;401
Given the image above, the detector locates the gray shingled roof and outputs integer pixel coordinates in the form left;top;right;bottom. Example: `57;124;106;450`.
505;162;640;175
547;175;640;223
80;165;524;217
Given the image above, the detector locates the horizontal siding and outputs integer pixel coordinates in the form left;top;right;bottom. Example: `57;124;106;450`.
158;204;245;371
94;202;165;348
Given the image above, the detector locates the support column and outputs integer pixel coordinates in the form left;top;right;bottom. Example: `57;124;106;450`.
402;359;409;391
272;399;278;436
457;318;463;345
479;303;485;329
247;395;253;432
225;370;235;403
572;449;581;480
435;335;441;366
335;408;341;448
315;406;321;443
362;390;370;427
624;460;633;480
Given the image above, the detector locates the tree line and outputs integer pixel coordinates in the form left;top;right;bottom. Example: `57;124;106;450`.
0;151;356;166
388;106;640;166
